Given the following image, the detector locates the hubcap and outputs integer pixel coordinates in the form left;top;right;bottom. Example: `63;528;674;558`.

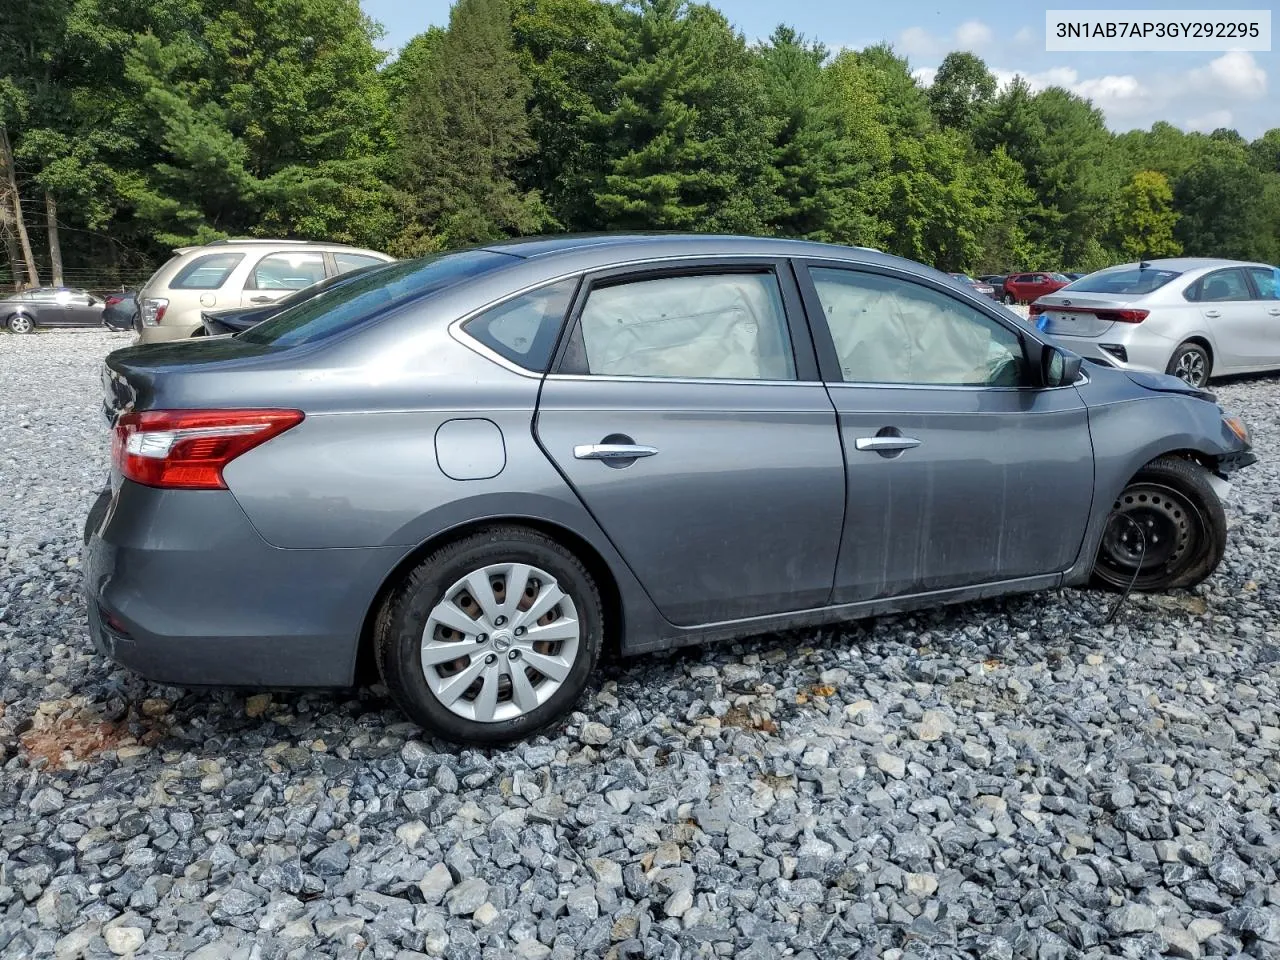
10;316;31;333
1097;482;1199;587
421;562;580;723
1173;350;1206;387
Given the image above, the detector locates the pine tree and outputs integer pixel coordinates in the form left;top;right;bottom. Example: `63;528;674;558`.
396;0;549;251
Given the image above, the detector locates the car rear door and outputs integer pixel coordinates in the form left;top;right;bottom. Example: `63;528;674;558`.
64;291;104;326
1191;267;1260;370
533;259;846;626
794;260;1095;603
239;251;328;307
1246;266;1280;367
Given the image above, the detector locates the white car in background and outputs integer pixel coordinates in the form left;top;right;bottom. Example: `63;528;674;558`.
1031;258;1280;387
136;239;393;343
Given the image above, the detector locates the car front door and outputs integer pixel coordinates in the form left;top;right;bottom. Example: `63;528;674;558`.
240;251;327;307
1192;267;1259;370
795;260;1095;603
534;260;847;626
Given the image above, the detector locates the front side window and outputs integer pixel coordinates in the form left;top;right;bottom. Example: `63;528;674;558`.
463;278;577;372
171;253;244;290
1196;268;1252;303
334;252;387;274
1247;267;1280;300
808;267;1025;387
249;252;327;290
573;272;795;380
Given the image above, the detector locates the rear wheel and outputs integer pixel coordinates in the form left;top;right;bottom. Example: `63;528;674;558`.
1002;293;1015;305
7;314;33;334
1093;456;1226;591
1166;341;1211;387
374;526;603;745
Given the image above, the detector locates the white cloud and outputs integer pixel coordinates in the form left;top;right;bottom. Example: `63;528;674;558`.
897;20;994;59
954;20;993;48
1012;26;1036;47
1185;109;1235;132
1188;51;1266;100
912;66;937;87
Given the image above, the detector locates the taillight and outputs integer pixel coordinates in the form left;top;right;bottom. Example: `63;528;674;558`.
112;409;303;489
141;298;168;325
105;295;122;307
1029;303;1046;316
1095;309;1148;324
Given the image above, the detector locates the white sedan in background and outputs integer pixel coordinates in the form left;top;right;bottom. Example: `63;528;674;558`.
1031;258;1280;387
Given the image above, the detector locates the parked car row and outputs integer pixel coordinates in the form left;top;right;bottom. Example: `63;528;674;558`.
83;233;1258;744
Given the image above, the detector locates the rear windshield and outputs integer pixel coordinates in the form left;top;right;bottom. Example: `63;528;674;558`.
1065;266;1181;295
236;250;510;347
171;253;244;290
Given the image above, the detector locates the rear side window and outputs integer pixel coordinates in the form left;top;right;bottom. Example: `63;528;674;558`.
170;253;244;290
237;249;510;347
334;252;387;274
1190;268;1252;303
249;252;326;290
1068;267;1181;295
463;278;577;372
571;271;796;380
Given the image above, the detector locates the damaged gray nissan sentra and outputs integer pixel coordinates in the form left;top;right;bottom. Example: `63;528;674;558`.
83;234;1257;744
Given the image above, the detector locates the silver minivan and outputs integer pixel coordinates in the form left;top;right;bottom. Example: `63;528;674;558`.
136;239;393;343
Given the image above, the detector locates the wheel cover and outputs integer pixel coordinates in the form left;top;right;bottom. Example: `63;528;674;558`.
1096;481;1201;588
1172;349;1206;387
10;316;31;333
421;562;580;723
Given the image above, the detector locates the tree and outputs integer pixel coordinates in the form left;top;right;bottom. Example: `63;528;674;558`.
126;0;394;248
395;0;548;251
1113;170;1180;260
1174;147;1280;261
928;52;996;131
595;0;780;233
510;0;626;232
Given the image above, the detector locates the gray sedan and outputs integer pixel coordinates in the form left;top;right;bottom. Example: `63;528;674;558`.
84;235;1256;745
2;287;106;333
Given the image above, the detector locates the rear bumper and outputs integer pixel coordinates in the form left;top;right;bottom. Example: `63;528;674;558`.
82;480;402;687
137;322;200;344
1051;329;1176;376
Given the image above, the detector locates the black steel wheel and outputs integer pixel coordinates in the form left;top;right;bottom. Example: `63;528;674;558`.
1093;456;1227;591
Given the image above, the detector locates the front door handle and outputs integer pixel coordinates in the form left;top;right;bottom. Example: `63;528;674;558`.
250;295;274;304
574;443;658;461
1204;309;1221;318
854;436;922;452
1269;308;1280;316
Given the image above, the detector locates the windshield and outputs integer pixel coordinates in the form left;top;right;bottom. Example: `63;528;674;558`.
237;250;511;346
1065;266;1182;295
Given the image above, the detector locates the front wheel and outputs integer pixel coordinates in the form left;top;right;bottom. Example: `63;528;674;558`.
6;314;33;334
1093;456;1227;591
374;526;603;746
1002;293;1015;305
1166;341;1211;387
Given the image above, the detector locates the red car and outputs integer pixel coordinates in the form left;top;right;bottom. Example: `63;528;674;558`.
1002;271;1071;304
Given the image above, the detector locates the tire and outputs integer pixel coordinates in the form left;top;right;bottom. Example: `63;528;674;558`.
1166;341;1211;387
374;526;603;746
1093;456;1227;592
6;314;33;334
1002;293;1015;305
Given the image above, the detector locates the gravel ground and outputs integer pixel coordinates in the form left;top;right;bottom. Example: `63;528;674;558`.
2;329;1279;960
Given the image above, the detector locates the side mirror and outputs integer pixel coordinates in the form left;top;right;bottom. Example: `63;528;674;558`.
1041;343;1082;387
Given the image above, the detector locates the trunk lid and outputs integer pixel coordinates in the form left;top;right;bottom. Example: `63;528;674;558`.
101;339;279;423
1032;292;1145;338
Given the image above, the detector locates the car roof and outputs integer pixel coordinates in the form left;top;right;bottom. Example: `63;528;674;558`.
173;240;390;255
1113;257;1273;271
475;232;919;274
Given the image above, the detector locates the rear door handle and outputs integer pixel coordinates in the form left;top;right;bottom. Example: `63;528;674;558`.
574;443;658;461
854;436;922;452
1204;310;1221;318
250;296;273;304
1269;308;1280;316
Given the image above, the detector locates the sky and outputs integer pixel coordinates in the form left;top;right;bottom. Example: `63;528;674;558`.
359;0;1277;140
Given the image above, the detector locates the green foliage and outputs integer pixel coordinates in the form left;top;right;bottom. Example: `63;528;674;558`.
593;0;779;233
1113;170;1181;261
1174;146;1280;263
928;52;996;131
394;0;550;250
